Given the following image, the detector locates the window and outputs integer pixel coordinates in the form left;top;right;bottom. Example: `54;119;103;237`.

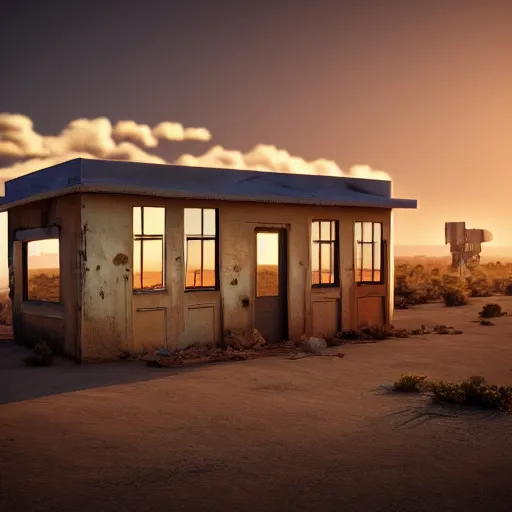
355;221;383;283
311;220;339;286
133;207;165;290
184;208;218;289
25;238;60;302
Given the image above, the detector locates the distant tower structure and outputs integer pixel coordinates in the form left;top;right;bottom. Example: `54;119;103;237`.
445;222;493;274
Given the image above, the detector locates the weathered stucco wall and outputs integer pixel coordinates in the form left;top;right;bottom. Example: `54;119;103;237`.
80;194;133;362
9;191;392;362
8;195;81;358
78;194;391;360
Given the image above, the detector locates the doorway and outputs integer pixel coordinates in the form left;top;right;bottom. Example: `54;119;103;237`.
254;229;288;343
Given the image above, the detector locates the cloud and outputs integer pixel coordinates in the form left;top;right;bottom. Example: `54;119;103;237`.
0;113;45;157
152;122;212;142
0;113;391;184
0;114;211;161
152;121;185;141
113;120;158;148
176;144;392;180
183;127;212;142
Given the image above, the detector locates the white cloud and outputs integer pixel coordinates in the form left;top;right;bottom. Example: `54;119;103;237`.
113;120;158;148
0;113;391;184
0;113;45;157
152;121;185;141
177;144;392;180
183;127;212;142
152;122;212;142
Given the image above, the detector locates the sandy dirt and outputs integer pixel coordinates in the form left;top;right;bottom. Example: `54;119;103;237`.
2;297;512;511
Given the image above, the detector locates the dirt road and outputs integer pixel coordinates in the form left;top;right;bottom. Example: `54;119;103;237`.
2;297;512;511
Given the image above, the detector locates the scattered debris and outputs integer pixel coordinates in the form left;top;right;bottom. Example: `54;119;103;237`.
432;325;463;335
224;328;267;350
22;341;54;367
473;319;495;326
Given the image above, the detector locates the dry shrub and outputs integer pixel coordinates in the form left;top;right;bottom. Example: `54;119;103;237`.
479;303;504;318
393;374;427;392
429;376;512;413
442;288;468;307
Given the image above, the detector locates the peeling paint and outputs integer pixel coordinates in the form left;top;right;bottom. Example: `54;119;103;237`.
113;253;129;266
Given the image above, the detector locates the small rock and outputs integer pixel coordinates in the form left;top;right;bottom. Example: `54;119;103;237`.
379;383;394;391
301;336;327;354
156;347;171;357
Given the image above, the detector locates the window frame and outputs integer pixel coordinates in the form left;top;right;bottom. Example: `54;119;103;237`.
17;226;62;304
184;207;220;291
311;219;340;288
354;221;384;285
133;206;166;293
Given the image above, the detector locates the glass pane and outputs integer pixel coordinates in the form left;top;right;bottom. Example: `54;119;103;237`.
331;221;336;241
143;207;165;235
373;241;382;282
363;222;373;243
311;221;319;241
26;239;60;302
186;239;202;287
256;232;279;297
373;222;382;244
362;243;373;282
320;243;334;284
133;239;142;289
355;241;362;282
133;207;142;235
320;221;331;241
141;239;163;289
311;242;320;285
203;209;216;237
354;222;362;243
202;239;216;287
184;208;202;236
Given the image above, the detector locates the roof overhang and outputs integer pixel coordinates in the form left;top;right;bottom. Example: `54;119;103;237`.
0;158;418;212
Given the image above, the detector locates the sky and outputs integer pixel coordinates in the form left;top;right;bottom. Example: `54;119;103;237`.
1;0;511;264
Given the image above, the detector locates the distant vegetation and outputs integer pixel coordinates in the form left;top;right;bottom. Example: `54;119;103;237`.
27;269;60;302
395;257;512;309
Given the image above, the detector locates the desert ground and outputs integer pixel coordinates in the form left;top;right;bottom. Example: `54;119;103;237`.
2;296;512;511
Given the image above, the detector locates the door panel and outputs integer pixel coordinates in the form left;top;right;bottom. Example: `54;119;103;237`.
255;230;288;343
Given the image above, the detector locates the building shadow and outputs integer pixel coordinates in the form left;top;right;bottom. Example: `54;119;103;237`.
0;341;216;405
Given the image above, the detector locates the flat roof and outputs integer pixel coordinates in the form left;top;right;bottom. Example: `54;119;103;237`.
0;158;417;211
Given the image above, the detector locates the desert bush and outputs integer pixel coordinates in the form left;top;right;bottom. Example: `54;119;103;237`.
479;303;504;318
393;374;427;392
505;283;512;296
429;376;512;413
442;288;468;307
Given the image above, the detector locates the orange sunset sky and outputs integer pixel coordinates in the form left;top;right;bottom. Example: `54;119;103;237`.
1;1;511;276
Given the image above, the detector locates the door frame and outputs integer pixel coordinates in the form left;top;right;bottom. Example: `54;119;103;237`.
253;227;289;342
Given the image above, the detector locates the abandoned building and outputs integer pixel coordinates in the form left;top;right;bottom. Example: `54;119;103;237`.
0;158;417;362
